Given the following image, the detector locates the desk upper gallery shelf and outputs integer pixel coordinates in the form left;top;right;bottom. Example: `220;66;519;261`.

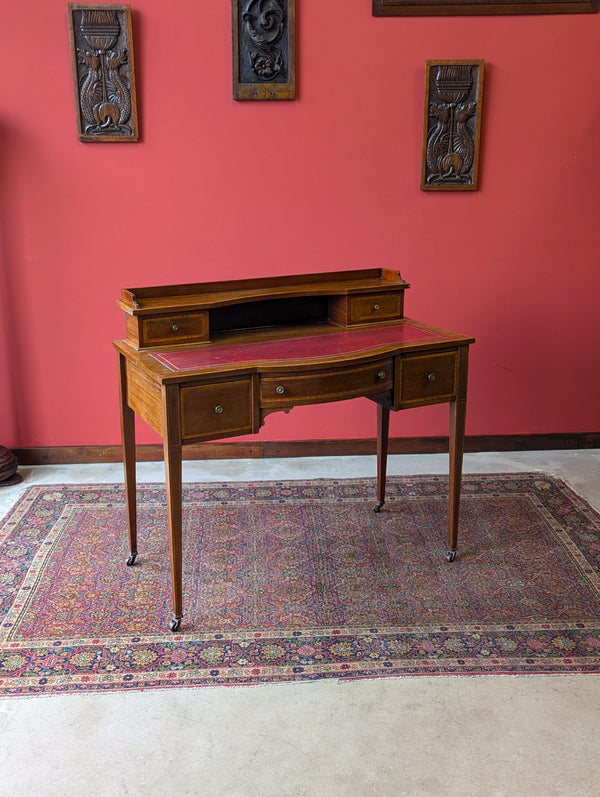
114;268;475;631
117;268;411;349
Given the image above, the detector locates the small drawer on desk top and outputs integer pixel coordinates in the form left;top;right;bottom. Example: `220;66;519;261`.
348;293;403;324
329;293;403;326
397;351;457;406
260;359;393;407
138;312;208;348
180;378;254;442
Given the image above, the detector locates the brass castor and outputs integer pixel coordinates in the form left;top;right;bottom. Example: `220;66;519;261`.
169;615;182;632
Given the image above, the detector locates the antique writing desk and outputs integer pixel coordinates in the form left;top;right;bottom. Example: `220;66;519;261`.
115;269;474;631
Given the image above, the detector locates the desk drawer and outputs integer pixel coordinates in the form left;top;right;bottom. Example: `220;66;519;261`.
397;351;457;407
140;312;208;348
261;359;393;407
328;293;403;327
348;293;403;324
180;378;254;442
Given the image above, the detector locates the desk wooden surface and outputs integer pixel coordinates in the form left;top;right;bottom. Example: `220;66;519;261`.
115;270;474;631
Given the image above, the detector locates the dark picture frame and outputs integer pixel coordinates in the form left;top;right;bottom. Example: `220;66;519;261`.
373;0;597;15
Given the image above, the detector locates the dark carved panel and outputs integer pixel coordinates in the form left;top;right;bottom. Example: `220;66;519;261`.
232;0;296;100
373;0;598;15
67;4;139;142
421;61;484;192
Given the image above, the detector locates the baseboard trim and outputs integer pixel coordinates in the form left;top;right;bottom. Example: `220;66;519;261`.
12;433;600;465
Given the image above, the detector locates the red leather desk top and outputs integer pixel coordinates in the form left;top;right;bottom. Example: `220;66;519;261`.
152;322;440;372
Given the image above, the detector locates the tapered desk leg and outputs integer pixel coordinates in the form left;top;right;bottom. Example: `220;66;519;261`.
163;385;184;632
118;353;138;566
375;403;390;513
447;346;469;562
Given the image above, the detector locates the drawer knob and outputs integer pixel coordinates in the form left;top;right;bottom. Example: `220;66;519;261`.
214;405;224;414
171;324;179;332
276;385;286;395
427;372;437;382
373;304;380;311
377;370;387;380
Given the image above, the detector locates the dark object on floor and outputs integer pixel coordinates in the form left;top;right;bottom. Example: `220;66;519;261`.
0;446;22;485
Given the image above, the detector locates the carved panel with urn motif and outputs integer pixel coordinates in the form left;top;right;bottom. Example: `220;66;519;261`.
67;4;139;142
421;61;484;191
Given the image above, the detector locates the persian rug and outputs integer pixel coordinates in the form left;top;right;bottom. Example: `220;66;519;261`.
1;474;600;696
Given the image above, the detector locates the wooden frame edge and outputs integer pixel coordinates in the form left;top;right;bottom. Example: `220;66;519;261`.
373;0;598;15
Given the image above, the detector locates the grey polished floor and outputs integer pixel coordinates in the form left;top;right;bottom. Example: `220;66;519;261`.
1;450;599;796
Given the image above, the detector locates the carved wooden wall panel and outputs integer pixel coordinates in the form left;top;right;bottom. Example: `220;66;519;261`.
232;0;296;100
68;4;139;142
421;61;484;191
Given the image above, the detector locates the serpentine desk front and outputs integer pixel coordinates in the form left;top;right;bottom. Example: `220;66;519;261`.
114;269;474;631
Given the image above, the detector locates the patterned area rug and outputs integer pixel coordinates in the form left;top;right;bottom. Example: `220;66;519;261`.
1;474;600;695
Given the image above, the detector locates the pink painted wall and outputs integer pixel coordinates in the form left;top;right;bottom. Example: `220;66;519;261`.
1;2;599;449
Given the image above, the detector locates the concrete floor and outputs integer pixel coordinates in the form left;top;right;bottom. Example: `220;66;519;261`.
0;450;599;796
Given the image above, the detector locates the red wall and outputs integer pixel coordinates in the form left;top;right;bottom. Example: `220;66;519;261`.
1;2;599;448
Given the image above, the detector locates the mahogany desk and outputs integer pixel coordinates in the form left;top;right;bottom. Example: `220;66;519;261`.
114;269;474;631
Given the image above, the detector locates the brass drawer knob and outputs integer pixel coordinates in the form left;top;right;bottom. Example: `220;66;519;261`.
171;324;179;332
276;385;286;395
427;372;436;382
377;370;386;380
373;304;380;311
214;405;224;414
